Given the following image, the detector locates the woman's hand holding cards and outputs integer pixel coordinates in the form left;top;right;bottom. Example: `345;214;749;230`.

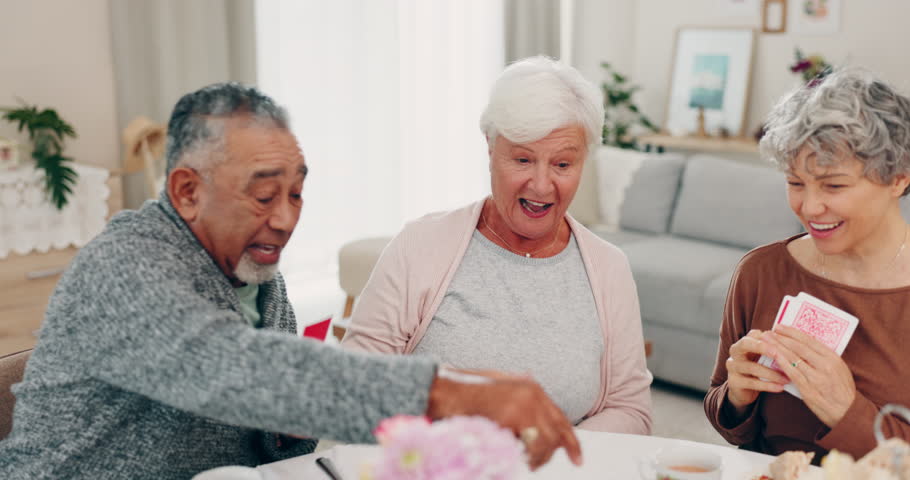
763;326;857;428
725;329;789;418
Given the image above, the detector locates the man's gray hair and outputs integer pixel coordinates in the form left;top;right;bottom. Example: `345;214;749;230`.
479;56;604;151
760;68;910;192
165;82;290;176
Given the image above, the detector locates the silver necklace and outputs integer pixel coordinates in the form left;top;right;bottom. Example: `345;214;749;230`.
479;207;563;258
819;225;909;279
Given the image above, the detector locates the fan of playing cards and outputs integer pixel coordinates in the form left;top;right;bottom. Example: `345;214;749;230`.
758;292;860;399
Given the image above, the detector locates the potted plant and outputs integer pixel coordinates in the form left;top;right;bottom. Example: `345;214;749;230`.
790;48;832;87
1;102;78;209
600;61;659;149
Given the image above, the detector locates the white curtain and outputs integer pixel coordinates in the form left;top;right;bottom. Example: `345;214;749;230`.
109;0;257;209
504;0;561;62
256;0;503;280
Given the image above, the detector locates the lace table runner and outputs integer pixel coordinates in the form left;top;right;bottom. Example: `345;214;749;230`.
0;164;109;258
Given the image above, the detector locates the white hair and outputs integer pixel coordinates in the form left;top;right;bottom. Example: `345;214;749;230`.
234;251;279;285
479;56;604;150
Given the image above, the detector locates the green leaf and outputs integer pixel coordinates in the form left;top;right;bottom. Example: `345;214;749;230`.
640;117;658;131
600;60;661;147
5;101;79;209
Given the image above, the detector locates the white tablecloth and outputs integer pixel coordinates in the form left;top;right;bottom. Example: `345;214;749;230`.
0;163;109;258
255;430;821;480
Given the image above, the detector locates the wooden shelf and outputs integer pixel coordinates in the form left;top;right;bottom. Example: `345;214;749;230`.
637;133;759;154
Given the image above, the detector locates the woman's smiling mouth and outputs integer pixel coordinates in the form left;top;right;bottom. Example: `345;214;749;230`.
807;220;844;238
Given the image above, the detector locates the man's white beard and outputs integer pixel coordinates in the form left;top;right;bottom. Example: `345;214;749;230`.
234;251;279;285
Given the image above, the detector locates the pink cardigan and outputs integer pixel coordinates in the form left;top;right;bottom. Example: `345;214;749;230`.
341;200;653;434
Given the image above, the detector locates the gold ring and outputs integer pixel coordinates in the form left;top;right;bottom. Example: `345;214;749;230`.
520;426;539;446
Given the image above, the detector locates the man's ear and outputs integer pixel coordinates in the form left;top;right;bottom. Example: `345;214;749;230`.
168;167;203;223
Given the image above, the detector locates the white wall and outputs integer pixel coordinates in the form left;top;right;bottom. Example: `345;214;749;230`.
0;0;118;171
572;0;637;91
574;0;910;140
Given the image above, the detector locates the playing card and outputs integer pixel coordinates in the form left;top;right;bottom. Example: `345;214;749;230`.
757;292;859;399
302;316;333;341
793;292;858;356
757;295;798;370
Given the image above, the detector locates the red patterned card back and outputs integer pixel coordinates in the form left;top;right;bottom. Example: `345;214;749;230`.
791;302;848;350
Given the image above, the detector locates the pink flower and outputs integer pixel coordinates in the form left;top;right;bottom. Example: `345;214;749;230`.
790;60;811;73
374;415;431;446
369;415;524;480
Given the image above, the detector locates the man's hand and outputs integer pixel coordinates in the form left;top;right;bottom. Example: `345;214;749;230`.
425;367;582;470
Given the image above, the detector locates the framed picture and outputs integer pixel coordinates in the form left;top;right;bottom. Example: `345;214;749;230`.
762;0;787;33
664;27;755;138
790;0;841;35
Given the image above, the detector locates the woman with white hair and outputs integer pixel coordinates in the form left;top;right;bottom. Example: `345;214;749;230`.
342;56;652;434
705;68;910;461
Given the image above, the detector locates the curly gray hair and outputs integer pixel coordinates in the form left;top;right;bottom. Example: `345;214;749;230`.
165;82;290;177
760;68;910;193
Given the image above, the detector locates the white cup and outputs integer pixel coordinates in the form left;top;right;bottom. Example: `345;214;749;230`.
639;446;723;480
191;466;262;480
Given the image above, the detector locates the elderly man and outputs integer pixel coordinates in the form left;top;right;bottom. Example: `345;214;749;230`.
0;83;580;478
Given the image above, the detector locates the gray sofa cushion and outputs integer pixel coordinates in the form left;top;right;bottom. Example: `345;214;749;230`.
621;236;746;336
670;155;803;250
594;147;686;234
588;227;655;247
644;322;719;392
619;155;687;234
700;270;735;335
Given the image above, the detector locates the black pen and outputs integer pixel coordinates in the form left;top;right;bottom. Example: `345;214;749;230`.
316;456;345;480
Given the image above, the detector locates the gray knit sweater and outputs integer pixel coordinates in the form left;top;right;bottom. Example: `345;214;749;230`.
0;195;437;479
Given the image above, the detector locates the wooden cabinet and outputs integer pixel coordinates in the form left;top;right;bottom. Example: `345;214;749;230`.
0;171;123;356
0;248;78;356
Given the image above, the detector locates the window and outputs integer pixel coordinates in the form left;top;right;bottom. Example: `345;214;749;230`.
256;0;504;282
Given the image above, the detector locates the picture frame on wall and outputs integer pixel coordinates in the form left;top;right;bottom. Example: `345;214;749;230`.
664;27;756;138
790;0;841;35
762;0;787;33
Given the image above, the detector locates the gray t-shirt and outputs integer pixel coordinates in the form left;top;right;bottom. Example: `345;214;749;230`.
413;230;604;423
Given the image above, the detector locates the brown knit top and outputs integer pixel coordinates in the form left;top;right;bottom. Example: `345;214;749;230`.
704;234;910;461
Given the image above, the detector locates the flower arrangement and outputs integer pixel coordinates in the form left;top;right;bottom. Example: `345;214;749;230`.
364;415;525;480
790;48;832;87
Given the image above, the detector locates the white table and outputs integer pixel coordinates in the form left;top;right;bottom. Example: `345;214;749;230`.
255;430;818;479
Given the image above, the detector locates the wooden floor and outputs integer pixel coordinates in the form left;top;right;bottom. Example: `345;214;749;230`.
0;334;36;357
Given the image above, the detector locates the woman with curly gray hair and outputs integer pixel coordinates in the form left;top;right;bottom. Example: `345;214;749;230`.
705;68;910;461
